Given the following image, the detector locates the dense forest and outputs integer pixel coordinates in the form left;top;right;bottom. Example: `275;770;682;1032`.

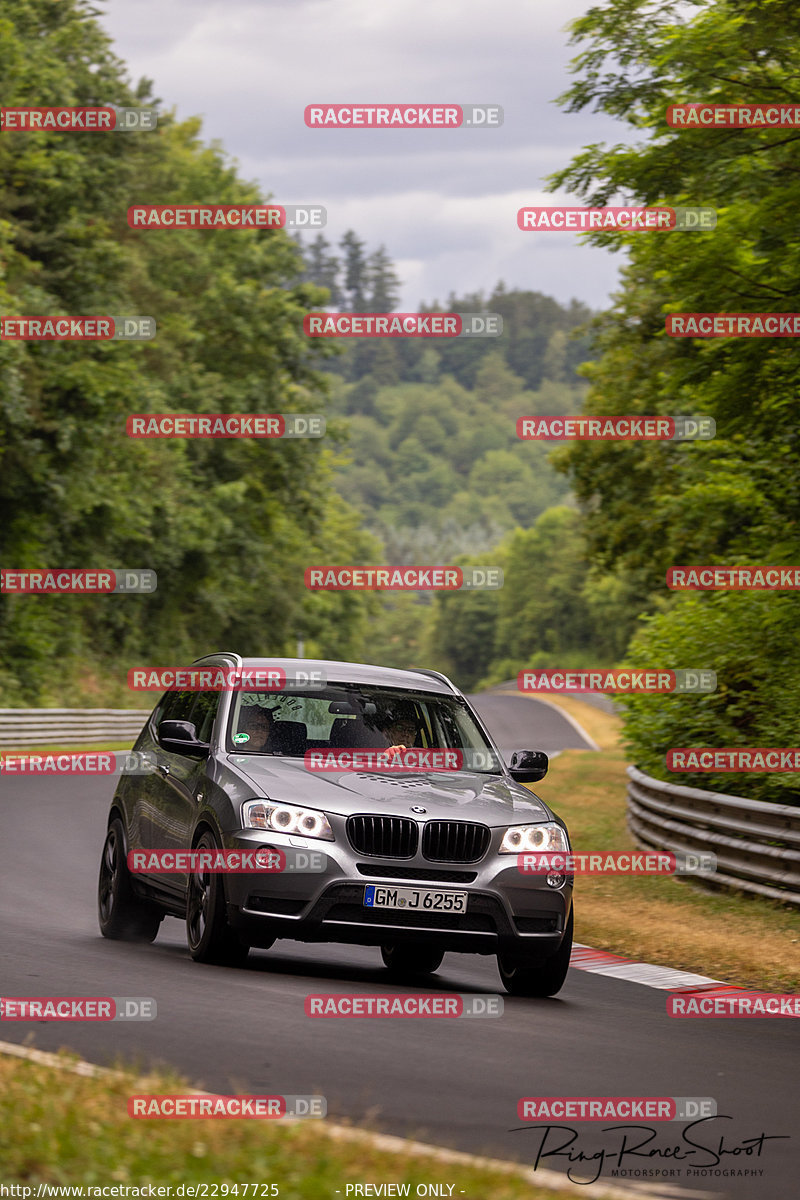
0;0;381;706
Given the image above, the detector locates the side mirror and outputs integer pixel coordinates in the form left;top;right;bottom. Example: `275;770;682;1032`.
157;719;209;759
508;749;549;783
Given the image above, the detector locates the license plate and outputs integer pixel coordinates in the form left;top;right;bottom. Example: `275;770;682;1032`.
363;884;467;913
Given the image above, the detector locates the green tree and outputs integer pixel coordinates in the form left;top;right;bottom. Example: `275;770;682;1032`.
426;565;504;691
364;244;401;313
0;0;374;702
304;233;342;306
339;230;369;311
549;0;800;581
618;593;800;805
544;0;800;800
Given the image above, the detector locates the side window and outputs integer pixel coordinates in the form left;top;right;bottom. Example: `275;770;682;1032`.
160;689;196;725
190;691;220;742
149;693;170;732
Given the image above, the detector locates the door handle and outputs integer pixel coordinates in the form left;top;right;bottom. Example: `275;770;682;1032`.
157;763;170;777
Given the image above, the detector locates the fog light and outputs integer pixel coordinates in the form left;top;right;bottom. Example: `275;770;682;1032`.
546;872;566;888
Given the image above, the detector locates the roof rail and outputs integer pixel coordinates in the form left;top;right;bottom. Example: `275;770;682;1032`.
190;650;242;667
409;667;459;693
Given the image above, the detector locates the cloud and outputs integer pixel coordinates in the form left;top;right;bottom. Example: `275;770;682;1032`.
99;0;629;308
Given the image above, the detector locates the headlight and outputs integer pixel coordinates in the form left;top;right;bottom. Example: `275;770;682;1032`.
499;821;569;854
243;800;334;841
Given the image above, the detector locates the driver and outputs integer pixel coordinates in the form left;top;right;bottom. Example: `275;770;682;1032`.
378;703;419;760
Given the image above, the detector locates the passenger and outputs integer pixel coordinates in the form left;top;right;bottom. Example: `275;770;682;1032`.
237;705;274;752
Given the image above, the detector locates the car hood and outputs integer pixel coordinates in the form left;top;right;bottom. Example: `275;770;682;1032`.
224;754;550;823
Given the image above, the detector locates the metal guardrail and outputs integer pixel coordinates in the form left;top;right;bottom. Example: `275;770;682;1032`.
0;708;150;747
627;764;800;907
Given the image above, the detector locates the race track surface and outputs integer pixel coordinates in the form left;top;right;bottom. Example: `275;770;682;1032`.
1;694;794;1200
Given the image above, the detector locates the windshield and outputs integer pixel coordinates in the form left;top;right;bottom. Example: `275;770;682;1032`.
226;684;501;773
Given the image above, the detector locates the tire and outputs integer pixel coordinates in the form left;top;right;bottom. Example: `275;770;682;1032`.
381;943;444;977
98;818;163;942
497;907;573;997
186;831;250;965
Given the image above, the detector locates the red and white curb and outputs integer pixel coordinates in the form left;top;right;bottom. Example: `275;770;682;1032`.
571;943;774;1004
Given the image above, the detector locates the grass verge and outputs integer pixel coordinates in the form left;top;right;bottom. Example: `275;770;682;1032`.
0;1050;610;1198
508;692;799;991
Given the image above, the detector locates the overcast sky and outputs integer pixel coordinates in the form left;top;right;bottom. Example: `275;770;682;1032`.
99;0;631;312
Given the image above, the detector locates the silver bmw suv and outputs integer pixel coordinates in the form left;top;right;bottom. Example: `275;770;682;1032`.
98;653;574;996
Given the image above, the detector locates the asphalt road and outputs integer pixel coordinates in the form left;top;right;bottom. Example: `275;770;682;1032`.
0;694;795;1200
468;689;597;757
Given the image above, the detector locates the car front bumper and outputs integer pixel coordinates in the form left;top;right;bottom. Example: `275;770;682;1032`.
223;826;573;957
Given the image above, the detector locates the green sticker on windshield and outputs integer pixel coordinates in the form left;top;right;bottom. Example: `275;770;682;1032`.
233;732;250;744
